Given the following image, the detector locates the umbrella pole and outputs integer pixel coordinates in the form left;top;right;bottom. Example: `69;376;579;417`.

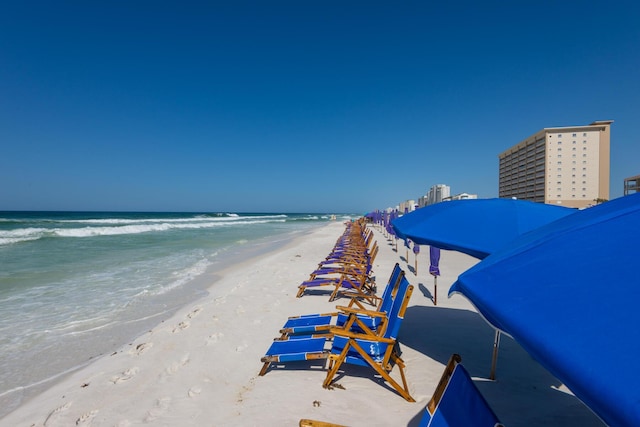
433;275;437;305
490;330;501;380
414;254;418;275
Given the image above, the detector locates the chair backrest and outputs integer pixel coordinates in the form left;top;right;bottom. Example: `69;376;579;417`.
384;275;413;341
421;354;502;427
378;263;403;313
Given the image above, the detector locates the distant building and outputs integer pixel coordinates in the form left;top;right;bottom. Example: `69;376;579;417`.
398;200;416;213
445;193;478;201
624;175;640;195
498;120;612;208
426;184;450;206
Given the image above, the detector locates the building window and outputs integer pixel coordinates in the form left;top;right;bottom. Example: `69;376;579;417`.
583;133;587;137
558;134;563;138
572;133;576;137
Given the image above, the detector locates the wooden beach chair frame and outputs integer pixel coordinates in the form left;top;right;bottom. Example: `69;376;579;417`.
322;275;415;401
420;354;503;427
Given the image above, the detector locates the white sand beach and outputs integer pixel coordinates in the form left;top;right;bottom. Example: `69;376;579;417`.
1;221;605;427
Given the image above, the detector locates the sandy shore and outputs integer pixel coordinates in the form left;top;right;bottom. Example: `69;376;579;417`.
1;221;604;426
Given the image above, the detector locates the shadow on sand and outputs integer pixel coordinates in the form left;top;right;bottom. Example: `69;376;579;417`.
401;305;605;427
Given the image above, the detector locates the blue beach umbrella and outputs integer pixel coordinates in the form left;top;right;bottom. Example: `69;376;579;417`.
428;246;441;276
429;246;441;305
450;193;640;427
391;198;575;260
404;238;412;261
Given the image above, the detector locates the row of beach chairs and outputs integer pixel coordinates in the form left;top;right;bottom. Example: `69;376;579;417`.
261;263;416;402
296;219;378;303
260;221;503;426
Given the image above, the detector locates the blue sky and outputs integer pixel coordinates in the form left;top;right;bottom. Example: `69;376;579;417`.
1;1;638;213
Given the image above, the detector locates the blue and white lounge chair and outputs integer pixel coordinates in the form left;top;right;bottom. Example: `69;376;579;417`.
280;264;404;338
420;354;503;427
322;274;415;401
259;268;412;383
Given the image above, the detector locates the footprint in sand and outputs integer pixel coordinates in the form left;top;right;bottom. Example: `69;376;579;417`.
110;367;139;384
75;409;98;425
206;332;224;345
187;307;202;319
43;401;72;426
172;321;190;333
188;387;201;398
235;342;248;352
129;342;153;356
165;354;190;376
144;397;171;423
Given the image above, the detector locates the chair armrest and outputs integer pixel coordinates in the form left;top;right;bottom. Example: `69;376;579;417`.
335;305;387;318
329;327;395;343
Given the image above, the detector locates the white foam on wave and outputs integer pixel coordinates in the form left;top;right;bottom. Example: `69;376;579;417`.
0;228;50;246
55;213;286;225
153;257;212;296
0;218;289;243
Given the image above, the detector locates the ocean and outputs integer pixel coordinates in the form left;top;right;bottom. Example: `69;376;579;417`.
0;211;351;417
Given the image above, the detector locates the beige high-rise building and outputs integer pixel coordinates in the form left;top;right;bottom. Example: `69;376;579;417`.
498;120;612;208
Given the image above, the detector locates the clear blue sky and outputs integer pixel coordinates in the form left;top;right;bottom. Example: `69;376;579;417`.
1;1;638;213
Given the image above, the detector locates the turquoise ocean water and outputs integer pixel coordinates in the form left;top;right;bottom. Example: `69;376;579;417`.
0;211;350;417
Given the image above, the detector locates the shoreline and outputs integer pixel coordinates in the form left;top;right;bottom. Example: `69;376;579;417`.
1;222;605;426
0;222;324;419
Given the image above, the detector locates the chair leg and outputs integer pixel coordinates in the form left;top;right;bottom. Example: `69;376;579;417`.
349;340;415;402
259;361;271;376
323;343;350;389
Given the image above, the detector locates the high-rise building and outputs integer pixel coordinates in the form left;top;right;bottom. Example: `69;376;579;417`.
624;175;640;195
498;120;612;208
427;184;450;206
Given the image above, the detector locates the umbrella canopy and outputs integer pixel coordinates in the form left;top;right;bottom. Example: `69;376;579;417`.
450;193;640;427
392;198;575;259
